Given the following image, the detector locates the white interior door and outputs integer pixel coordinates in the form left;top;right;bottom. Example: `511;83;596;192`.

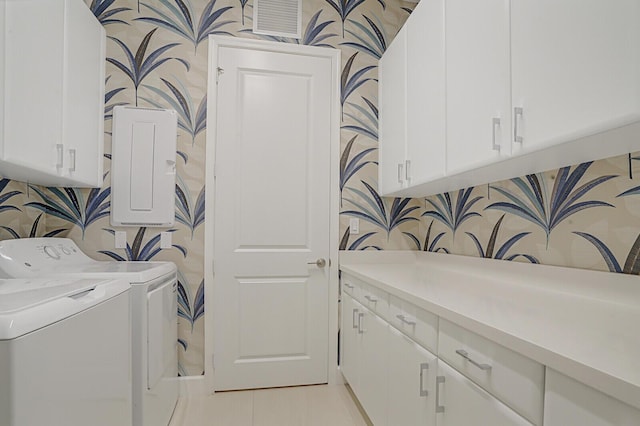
209;40;336;391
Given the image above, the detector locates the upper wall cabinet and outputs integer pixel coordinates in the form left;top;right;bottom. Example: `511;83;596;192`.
0;0;106;188
445;0;511;175
379;0;640;197
510;0;640;154
379;25;408;195
379;0;445;195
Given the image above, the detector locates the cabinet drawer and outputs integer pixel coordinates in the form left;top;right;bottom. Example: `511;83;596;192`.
341;276;359;298
389;295;438;353
438;319;544;425
342;275;389;321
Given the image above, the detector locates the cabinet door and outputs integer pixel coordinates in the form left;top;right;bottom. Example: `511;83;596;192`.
405;0;445;186
436;361;531;426
387;326;437;426
544;369;640;425
445;0;511;174
340;293;360;390
63;0;105;187
1;0;64;178
378;25;408;196
359;305;389;426
511;0;640;154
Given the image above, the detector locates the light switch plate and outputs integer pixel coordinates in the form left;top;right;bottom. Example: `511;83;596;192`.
115;231;127;249
160;232;172;249
349;218;359;235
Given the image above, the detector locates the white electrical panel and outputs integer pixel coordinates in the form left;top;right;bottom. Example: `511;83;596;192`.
111;106;177;227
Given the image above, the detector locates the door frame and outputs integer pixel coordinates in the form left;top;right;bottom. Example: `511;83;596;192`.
204;35;341;392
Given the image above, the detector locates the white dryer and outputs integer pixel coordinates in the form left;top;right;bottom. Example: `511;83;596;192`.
0;238;179;426
0;276;132;426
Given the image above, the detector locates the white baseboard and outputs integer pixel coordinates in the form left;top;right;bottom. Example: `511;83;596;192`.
178;375;208;397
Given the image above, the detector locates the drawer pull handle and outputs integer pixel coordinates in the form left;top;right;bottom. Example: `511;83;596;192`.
357;312;365;334
364;295;377;303
352;308;359;329
396;314;416;326
456;349;492;371
343;282;354;290
419;363;429;397
436;376;445;413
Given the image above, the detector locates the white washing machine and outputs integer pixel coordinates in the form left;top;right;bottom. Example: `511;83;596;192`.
0;276;132;426
0;238;179;426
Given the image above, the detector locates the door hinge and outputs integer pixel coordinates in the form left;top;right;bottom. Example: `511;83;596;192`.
216;67;224;84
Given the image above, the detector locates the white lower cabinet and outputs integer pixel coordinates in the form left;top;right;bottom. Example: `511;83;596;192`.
436;361;532;425
544;369;640;425
341;292;360;390
340;269;640;425
341;276;538;425
387;326;437;425
358;304;389;426
340;293;388;425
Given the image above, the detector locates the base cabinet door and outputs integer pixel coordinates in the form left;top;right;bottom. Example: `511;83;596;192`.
358;305;389;426
544;369;640;426
340;293;360;391
436;361;531;426
387;326;437;426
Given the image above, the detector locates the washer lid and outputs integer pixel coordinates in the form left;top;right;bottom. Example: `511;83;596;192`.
0;278;130;340
0;237;176;282
59;261;177;283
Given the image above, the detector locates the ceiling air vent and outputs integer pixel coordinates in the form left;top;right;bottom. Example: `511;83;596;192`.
253;0;302;39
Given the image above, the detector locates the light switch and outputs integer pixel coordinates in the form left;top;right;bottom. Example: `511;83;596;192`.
349;218;360;235
160;232;172;249
115;231;127;249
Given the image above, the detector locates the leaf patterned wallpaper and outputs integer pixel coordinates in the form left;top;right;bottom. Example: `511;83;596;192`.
1;0;639;378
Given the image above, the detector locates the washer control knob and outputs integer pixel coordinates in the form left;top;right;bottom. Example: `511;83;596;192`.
43;245;60;260
60;246;71;255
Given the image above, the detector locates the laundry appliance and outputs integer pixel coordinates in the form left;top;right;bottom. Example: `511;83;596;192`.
0;238;179;426
0;276;132;426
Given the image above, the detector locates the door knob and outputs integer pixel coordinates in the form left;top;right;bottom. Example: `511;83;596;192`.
307;258;327;268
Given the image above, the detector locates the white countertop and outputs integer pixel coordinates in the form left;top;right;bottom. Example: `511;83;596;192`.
339;251;640;411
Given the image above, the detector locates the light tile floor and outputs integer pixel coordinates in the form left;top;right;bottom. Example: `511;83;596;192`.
168;384;371;426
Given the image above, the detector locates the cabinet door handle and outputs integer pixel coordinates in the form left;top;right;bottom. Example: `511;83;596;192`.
357;312;365;334
364;295;377;303
436;376;445;413
456;349;492;371
68;149;76;173
405;159;411;182
397;163;404;184
352;308;359;329
419;362;429;397
514;107;524;143
492;117;501;151
396;314;416;326
56;144;64;169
